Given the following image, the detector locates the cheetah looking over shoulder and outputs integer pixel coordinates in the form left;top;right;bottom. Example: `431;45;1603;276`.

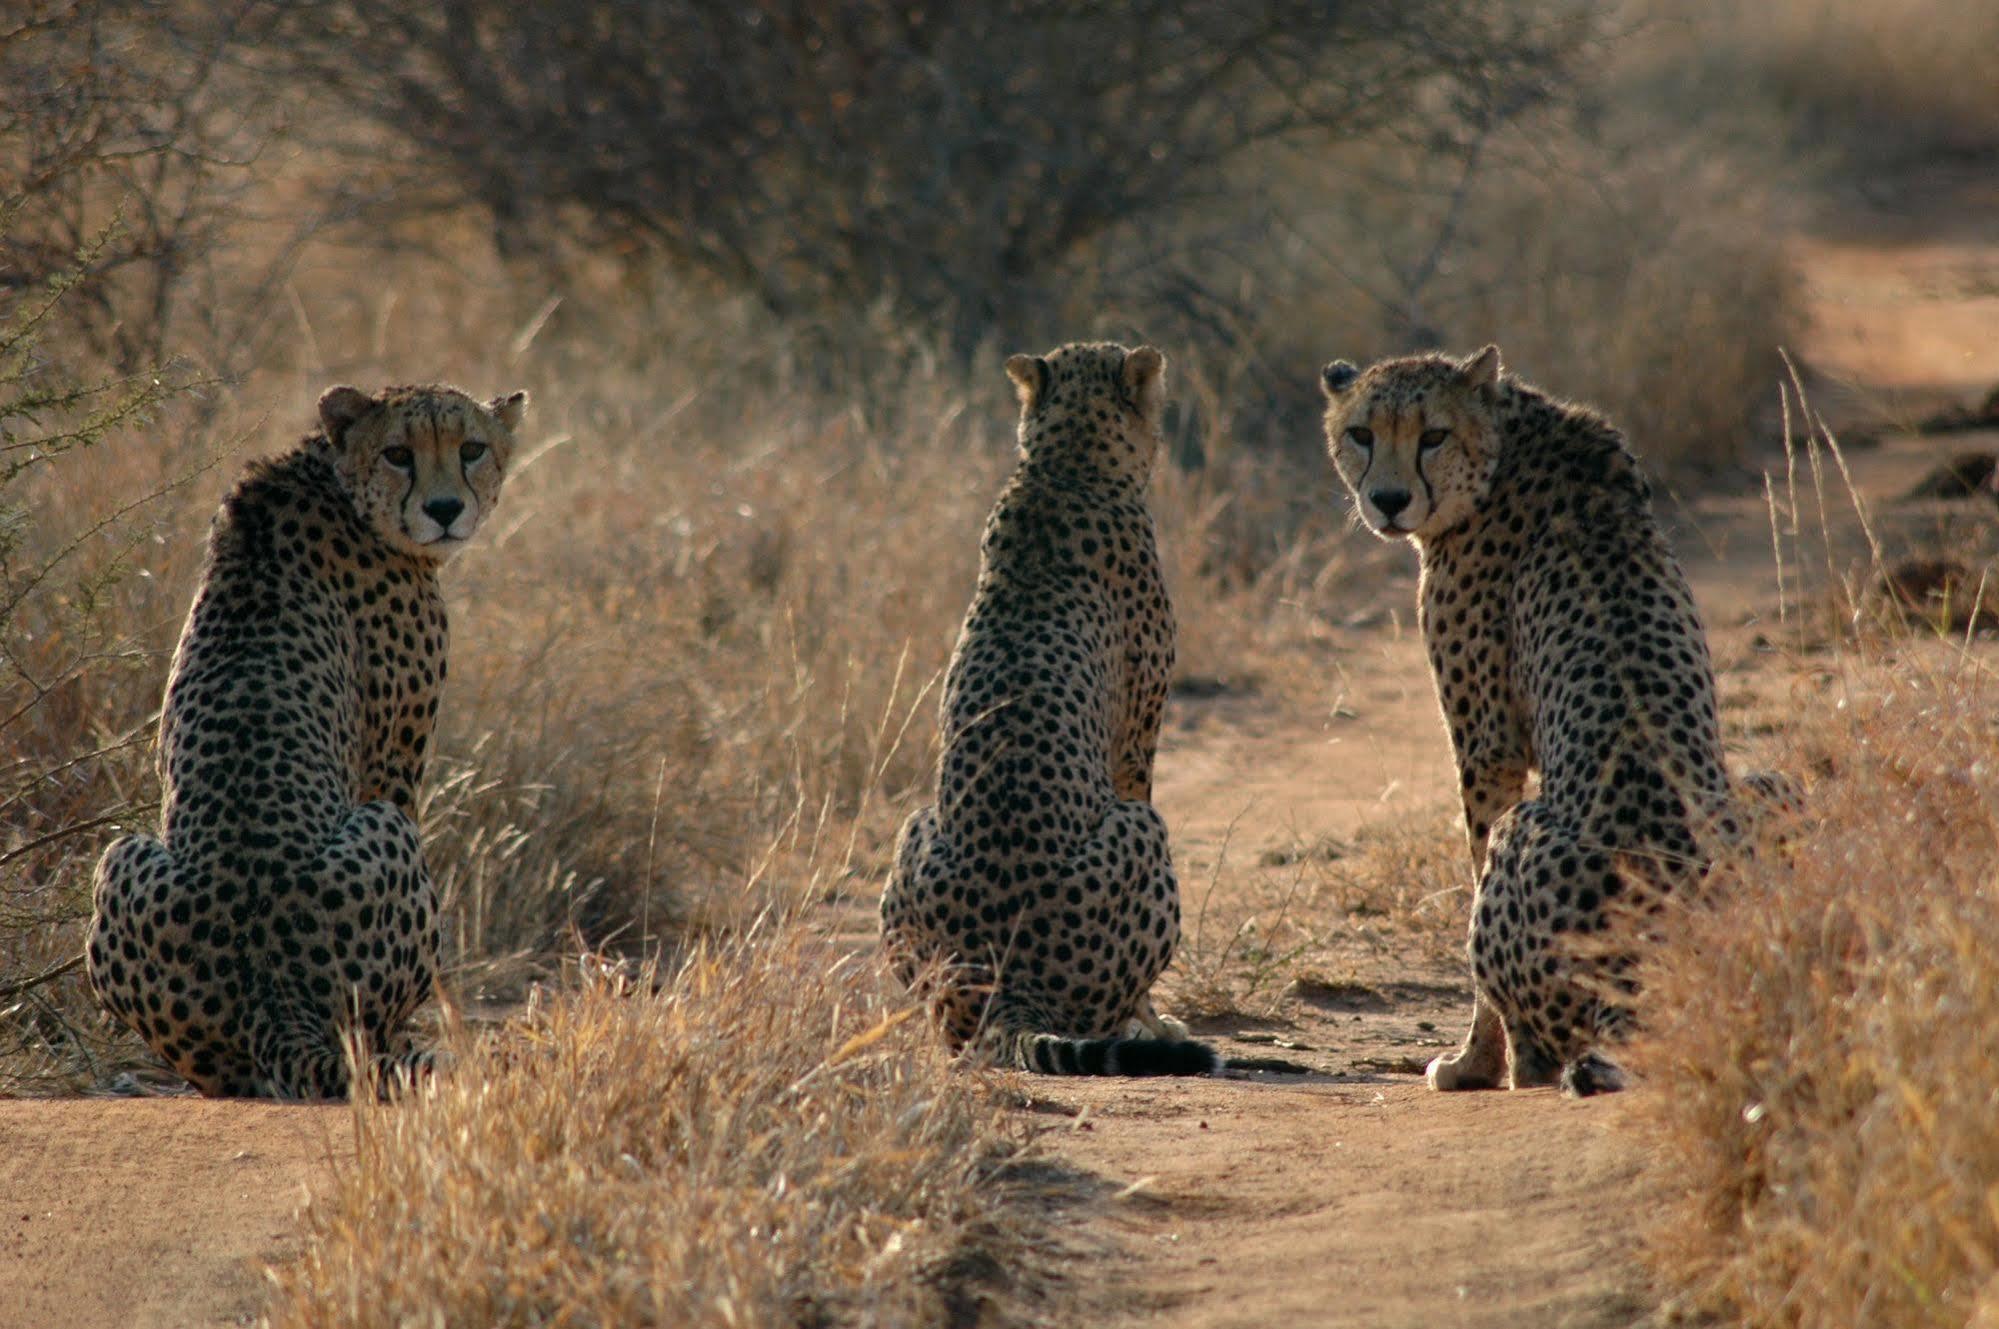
1321;345;1795;1096
880;342;1217;1077
87;384;525;1098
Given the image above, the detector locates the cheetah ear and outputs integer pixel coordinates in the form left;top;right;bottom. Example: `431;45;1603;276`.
1121;345;1167;423
1321;361;1361;398
317;385;379;442
1004;354;1048;411
490;390;529;433
1460;344;1502;392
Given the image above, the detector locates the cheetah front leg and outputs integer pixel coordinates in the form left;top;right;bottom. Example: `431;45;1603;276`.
1428;757;1527;1092
1428;994;1509;1091
1111;685;1168;805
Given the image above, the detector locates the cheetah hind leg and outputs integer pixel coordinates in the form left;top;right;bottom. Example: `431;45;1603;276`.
990;800;1218;1077
1460;801;1621;1092
246;802;440;1100
879;803;944;992
245;988;439;1100
87;834;259;1096
86;833;178;1042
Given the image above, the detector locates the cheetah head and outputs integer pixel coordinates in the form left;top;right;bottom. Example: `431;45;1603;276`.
1320;345;1502;543
1005;342;1166;484
317;384;527;562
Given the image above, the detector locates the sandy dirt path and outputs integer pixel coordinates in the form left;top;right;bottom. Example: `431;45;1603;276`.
1047;1081;1646;1328
1030;627;1659;1329
0;1100;348;1328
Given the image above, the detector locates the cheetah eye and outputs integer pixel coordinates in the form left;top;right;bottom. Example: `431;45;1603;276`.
1345;426;1374;449
382;446;414;469
460;440;488;464
1419;428;1450;451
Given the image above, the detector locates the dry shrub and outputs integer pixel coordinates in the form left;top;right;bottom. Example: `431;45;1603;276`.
1638;0;1999;163
1866;556;1999;635
1242;99;1794;478
246;0;1594;360
1630;656;1999;1326
265;924;1060;1328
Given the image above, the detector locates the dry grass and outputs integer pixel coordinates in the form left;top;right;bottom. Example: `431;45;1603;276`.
1630;653;1999;1327
1169;806;1470;1020
1626;368;1999;1325
264;922;1066;1329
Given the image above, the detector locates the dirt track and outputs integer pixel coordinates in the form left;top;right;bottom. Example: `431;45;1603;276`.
0;1100;346;1329
0;168;1993;1329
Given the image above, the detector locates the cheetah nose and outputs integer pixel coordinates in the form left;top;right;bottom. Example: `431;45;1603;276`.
423;496;465;528
1369;487;1412;520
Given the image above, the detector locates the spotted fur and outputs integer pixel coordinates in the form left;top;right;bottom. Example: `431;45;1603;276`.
86;383;526;1099
880;342;1218;1077
1322;346;1796;1095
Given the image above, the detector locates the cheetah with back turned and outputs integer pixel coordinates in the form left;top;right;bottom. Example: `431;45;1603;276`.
1321;345;1796;1095
87;383;525;1098
880;342;1217;1076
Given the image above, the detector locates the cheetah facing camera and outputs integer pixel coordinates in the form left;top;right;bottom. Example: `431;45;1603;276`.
86;384;526;1099
880;342;1218;1077
1322;346;1798;1096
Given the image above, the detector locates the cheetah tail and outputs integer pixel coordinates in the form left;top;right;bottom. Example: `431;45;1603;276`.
983;1012;1220;1077
1025;1033;1222;1076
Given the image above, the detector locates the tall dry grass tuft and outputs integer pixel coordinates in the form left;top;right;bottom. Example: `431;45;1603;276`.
0;235;219;1091
1630;367;1999;1325
265;922;1063;1328
1630;656;1999;1327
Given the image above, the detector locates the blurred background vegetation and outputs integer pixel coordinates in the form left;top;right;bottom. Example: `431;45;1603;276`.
4;0;1996;1092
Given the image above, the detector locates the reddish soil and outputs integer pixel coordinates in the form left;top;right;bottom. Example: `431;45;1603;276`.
0;1100;348;1328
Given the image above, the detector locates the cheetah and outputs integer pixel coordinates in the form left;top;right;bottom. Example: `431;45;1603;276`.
880;342;1217;1076
86;383;526;1099
1321;345;1796;1096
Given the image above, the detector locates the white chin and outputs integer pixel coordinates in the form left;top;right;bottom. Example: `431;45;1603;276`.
404;530;463;557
